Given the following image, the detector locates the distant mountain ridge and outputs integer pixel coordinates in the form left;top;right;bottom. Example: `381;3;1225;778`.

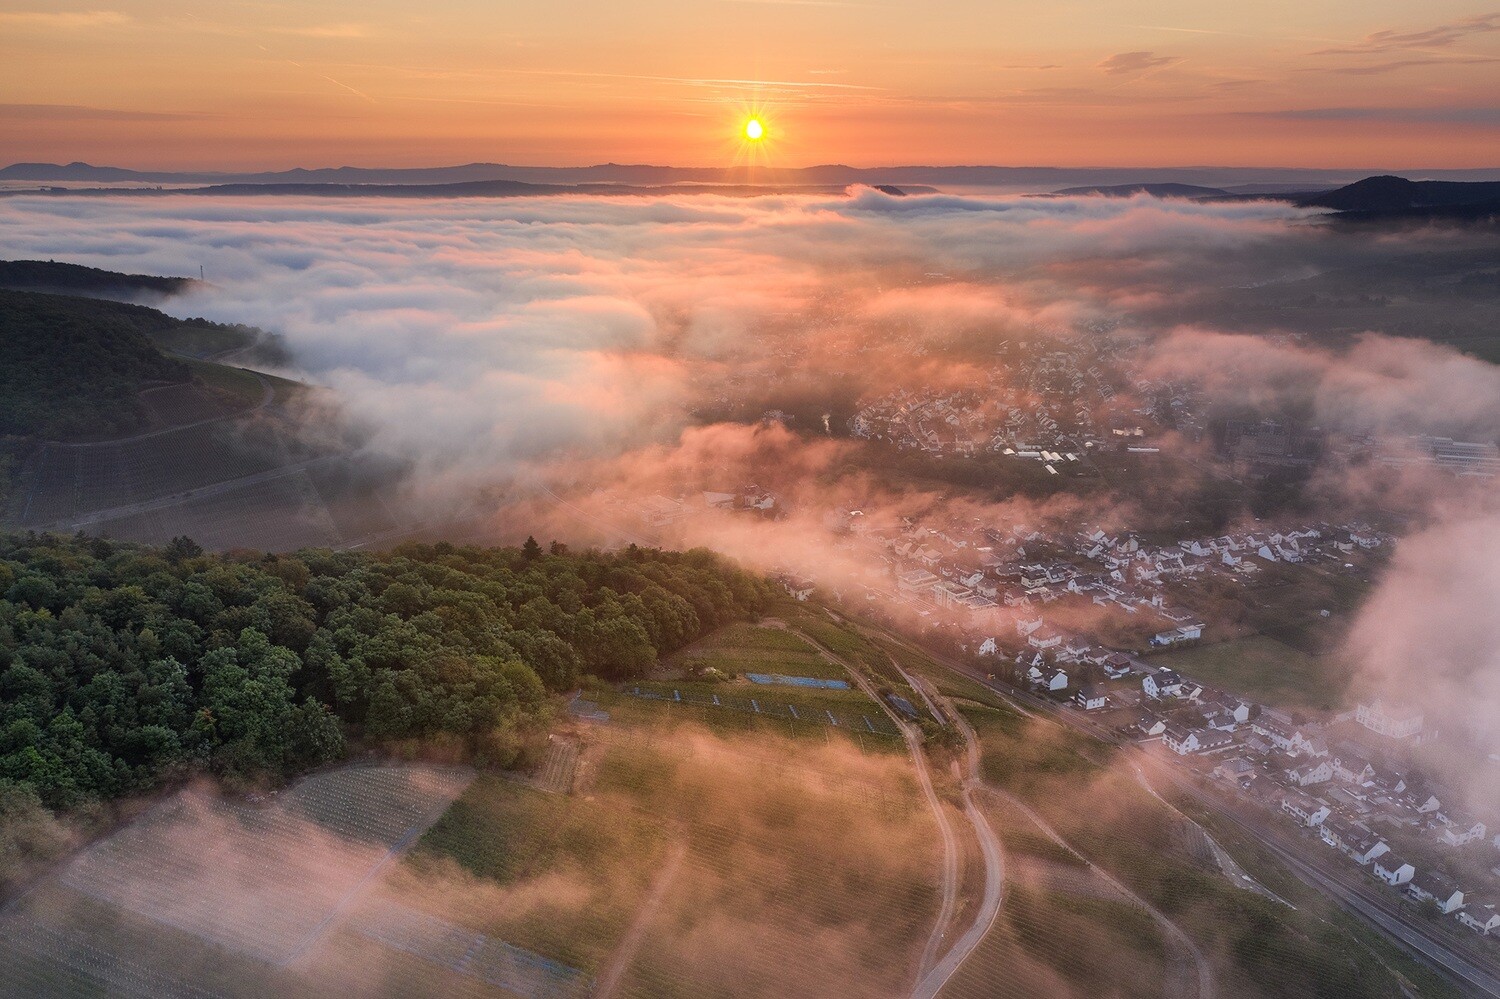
1300;175;1500;211
8;160;1500;191
1051;183;1230;198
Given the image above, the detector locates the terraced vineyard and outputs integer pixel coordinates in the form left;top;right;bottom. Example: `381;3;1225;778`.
0;765;473;997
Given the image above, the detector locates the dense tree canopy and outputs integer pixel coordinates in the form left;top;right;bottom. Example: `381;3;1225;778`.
0;534;774;811
0;290;191;439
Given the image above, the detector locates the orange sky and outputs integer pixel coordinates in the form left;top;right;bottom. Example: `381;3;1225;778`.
2;1;1499;169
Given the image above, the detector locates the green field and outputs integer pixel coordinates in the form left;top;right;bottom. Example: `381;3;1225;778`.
1151;635;1350;711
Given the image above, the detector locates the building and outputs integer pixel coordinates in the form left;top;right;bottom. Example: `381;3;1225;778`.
1286;759;1333;787
898;569;939;599
1434;815;1487;847
1028;627;1064;651
1280;790;1330;828
1372;855;1415;886
1407;872;1465;914
1457;900;1500;935
1356;700;1423;741
1075;684;1108;711
1143;669;1183;700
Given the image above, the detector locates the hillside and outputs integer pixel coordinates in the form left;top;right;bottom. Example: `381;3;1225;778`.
0;290;192;440
0;534;773;852
1303;175;1500;213
0;259;195;300
1052;183;1229;198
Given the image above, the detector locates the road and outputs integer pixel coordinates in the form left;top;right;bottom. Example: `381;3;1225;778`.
910;680;1006;999
791;627;993;996
872;621;1500;999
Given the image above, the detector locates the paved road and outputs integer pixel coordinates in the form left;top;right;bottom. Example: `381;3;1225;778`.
871;622;1500;999
791;627;971;994
911;683;1006;999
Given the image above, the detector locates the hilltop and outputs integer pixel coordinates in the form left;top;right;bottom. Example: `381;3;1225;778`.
0;258;197;300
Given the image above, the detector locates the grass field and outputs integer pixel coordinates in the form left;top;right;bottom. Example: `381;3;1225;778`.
1150;635;1351;711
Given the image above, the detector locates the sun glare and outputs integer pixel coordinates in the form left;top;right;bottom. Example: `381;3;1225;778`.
744;118;765;141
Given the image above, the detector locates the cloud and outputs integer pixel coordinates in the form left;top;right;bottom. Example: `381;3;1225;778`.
0;10;128;29
1241;105;1500;125
1316;12;1500;54
1097;51;1181;76
0;103;208;122
1312;56;1500;76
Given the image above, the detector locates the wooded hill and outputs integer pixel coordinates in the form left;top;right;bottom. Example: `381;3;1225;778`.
0;534;774;819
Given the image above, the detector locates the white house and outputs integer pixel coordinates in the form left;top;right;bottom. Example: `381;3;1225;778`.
1287;760;1333;787
978;637;998;656
1027;664;1068;692
1434;815;1487;847
1281;791;1330;828
1028;627;1064;651
1162;724;1200;755
1356;700;1423;740
1372;856;1415;886
1143;669;1184;700
1457;901;1500;935
1014;613;1044;636
1075;684;1108;711
1322;819;1389;866
1163;725;1231;756
1407;872;1465;914
1251;717;1297;753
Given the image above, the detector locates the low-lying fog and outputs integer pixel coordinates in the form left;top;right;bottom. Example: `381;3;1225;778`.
1;187;1495;806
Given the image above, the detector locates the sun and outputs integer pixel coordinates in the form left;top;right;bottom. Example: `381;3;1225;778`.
743;117;765;141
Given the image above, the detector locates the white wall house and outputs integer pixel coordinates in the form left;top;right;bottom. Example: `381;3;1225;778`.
1143;669;1183;700
1372;856;1415;886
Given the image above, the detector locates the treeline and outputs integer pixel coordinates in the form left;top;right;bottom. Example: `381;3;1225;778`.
0;290;191;439
0;533;775;813
0;259;194;297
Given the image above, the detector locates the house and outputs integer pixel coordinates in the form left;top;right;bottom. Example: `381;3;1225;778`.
1215;757;1255;781
1407;872;1465;914
1456;900;1500;935
1014;612;1044;637
1028;627;1064;651
1434;815;1487;847
1163;725;1231;756
1322;819;1389;865
898;569;939;599
782;577;815;601
1251;717;1297;753
1143;669;1183;700
1287;759;1334;787
1133;712;1167;738
1102;653;1134;679
1075;684;1109;711
1027;665;1068;692
1281;790;1331;828
1356;700;1423;740
978;637;998;656
1333;754;1375;786
1162;724;1200;755
1372;855;1415;886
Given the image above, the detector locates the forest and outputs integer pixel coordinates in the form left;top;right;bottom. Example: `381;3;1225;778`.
0;289;192;439
0;532;774;829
